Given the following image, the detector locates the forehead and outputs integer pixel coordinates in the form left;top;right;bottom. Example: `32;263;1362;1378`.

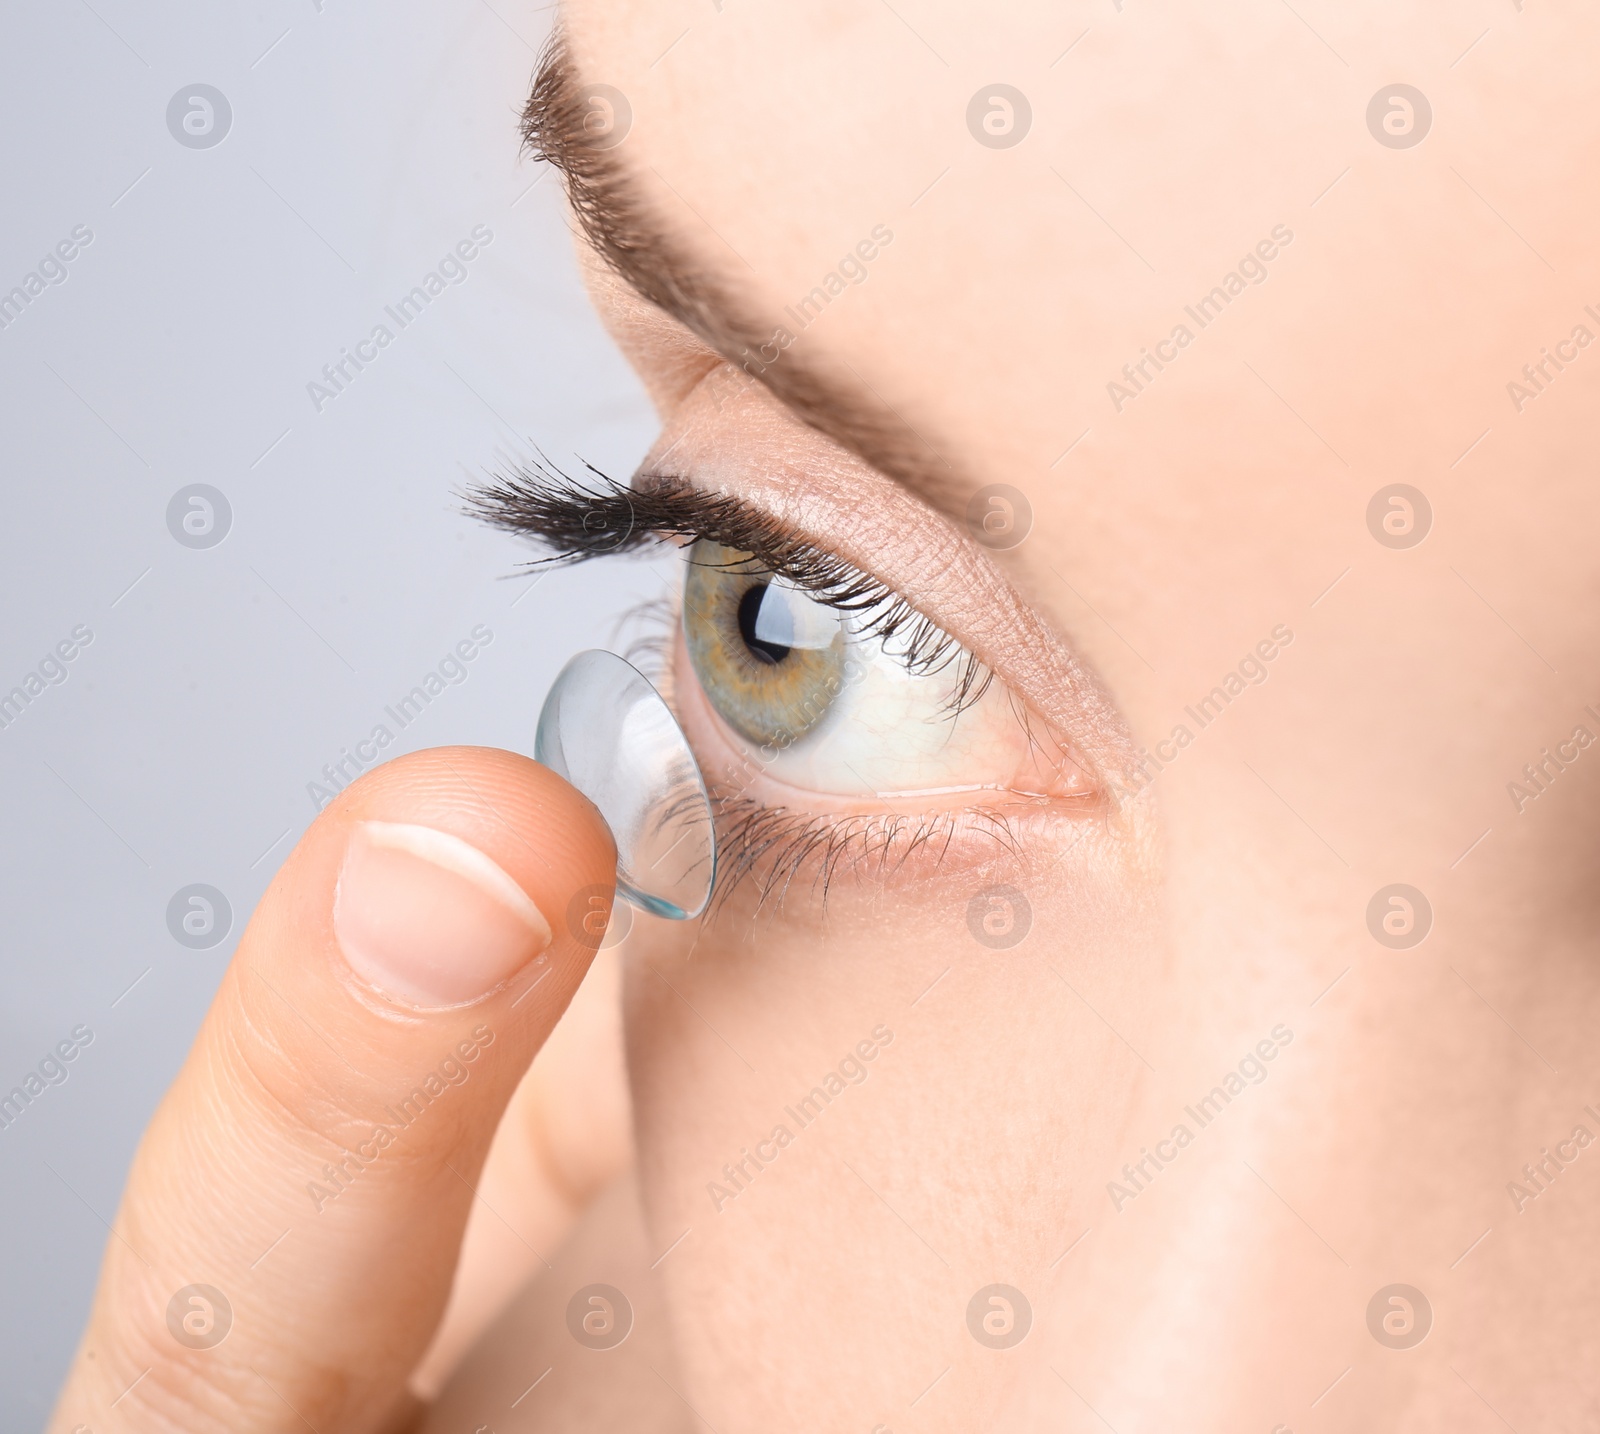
560;1;1600;480
558;0;1600;577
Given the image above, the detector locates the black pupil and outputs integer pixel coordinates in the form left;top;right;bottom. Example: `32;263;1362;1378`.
738;584;791;665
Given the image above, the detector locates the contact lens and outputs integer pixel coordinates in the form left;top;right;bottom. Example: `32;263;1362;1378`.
535;649;715;921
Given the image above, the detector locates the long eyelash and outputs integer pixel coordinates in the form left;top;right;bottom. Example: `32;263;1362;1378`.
463;456;993;711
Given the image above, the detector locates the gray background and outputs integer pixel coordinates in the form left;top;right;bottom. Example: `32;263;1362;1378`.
0;2;662;1424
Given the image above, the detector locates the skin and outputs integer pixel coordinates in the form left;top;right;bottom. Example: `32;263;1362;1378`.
47;752;623;1432
52;2;1600;1430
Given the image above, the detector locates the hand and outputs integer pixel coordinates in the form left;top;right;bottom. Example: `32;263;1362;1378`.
48;747;615;1434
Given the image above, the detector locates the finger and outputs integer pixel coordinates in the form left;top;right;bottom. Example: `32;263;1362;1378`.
49;746;616;1434
408;943;634;1399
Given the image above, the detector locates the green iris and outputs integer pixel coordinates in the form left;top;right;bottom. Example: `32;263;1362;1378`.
683;540;847;750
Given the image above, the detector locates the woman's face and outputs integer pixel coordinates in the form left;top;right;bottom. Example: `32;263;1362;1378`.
530;3;1600;1425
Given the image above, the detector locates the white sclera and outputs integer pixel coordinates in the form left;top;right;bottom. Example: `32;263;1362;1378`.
535;649;715;921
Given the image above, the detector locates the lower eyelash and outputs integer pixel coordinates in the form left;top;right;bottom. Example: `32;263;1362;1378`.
708;795;1026;914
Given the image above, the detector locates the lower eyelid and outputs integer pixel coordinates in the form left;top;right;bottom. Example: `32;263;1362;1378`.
706;779;1103;910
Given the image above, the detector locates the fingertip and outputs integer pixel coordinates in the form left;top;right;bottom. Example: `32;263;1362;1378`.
310;747;620;985
329;745;616;873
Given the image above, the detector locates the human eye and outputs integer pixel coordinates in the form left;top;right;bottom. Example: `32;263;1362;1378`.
468;460;1104;901
678;537;1081;805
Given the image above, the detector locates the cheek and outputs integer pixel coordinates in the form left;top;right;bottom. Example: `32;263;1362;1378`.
618;815;1163;1411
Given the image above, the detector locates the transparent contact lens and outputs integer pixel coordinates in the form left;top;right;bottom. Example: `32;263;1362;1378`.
535;649;716;921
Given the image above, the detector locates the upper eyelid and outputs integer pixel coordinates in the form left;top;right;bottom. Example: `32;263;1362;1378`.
658;374;1135;798
465;451;1130;789
462;460;993;708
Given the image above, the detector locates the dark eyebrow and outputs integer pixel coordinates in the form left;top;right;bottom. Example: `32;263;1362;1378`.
521;33;970;520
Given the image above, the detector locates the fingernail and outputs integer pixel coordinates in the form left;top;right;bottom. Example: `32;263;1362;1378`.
333;821;552;1008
